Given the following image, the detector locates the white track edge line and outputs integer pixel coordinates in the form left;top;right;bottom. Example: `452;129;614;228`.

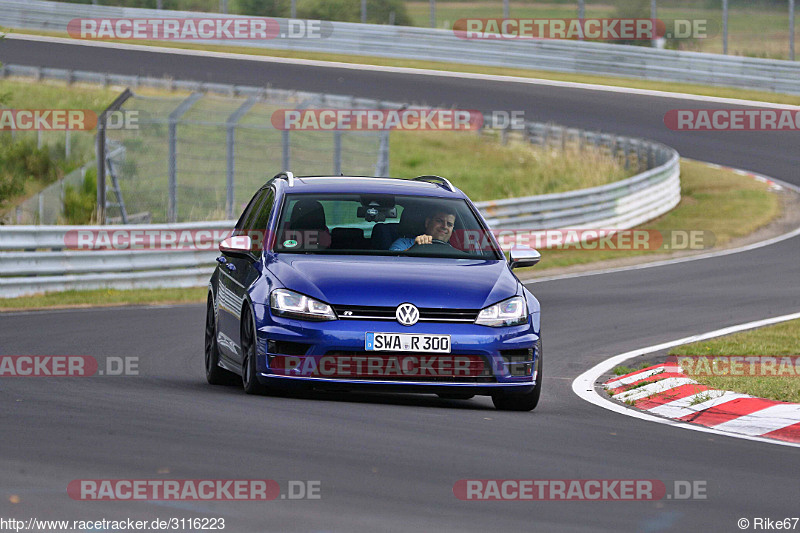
572;311;800;448
6;33;800;110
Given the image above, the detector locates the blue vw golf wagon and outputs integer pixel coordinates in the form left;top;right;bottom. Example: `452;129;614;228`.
205;172;543;410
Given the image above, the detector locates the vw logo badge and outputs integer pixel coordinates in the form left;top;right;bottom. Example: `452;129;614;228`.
396;303;419;326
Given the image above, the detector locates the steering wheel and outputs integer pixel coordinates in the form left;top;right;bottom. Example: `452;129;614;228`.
408;238;454;250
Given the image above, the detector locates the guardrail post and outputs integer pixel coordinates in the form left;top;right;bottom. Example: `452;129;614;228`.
225;97;257;219
168;92;203;223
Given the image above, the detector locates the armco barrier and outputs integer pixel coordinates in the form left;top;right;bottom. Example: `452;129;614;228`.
2;0;799;95
0;140;679;297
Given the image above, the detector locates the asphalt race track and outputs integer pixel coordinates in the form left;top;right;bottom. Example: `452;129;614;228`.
1;37;799;532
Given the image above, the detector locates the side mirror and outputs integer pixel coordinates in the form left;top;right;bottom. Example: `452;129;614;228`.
219;235;255;258
509;247;541;269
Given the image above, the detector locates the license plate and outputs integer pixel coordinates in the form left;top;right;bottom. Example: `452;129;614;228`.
366;333;451;353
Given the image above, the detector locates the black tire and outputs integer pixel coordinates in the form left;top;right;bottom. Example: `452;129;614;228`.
205;295;237;385
437;393;475;400
492;349;542;412
241;305;269;395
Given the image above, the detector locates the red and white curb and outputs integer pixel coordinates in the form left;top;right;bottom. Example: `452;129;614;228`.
572;311;800;448
604;364;800;444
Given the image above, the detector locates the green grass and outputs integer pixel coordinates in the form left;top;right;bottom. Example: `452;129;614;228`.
669;318;800;403
517;158;780;272
613;362;652;375
391;130;631;200
5;28;800;106
407;1;800;60
0;287;208;311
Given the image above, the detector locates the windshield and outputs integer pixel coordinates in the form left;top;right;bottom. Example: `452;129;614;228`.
273;193;502;260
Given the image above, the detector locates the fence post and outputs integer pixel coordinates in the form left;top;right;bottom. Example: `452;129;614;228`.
167;93;203;223
723;0;729;55
65;130;71;159
282;130;291;171
376;131;390;176
333;131;342;175
225;97;256;219
96;88;133;225
791;0;796;61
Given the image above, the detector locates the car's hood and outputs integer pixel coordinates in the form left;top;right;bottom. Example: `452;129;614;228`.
267;254;518;309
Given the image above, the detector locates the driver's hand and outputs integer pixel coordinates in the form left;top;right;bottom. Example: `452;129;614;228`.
414;234;433;245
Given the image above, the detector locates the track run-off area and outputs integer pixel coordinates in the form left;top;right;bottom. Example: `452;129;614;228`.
1;35;799;532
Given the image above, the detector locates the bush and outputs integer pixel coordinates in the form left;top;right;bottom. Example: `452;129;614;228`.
611;0;652;47
0;138;63;207
63;168;97;224
235;0;290;17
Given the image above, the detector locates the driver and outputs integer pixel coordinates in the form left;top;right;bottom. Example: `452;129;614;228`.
390;208;456;251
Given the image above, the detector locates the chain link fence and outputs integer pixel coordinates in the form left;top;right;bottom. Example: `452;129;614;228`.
102;91;386;224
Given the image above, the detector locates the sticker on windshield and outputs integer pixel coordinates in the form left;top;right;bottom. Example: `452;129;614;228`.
283;239;298;248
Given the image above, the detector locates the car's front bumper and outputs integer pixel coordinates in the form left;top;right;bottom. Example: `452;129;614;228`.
252;304;540;394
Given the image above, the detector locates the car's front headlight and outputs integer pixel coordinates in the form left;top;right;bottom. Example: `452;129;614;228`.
270;289;337;321
475;296;528;327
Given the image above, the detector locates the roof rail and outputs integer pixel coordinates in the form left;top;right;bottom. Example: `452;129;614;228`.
271;171;294;187
413;175;453;192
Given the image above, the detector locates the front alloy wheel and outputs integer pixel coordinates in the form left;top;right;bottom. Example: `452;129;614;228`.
205;295;237;385
241;305;269;395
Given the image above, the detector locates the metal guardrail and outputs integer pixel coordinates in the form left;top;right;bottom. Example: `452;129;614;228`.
2;0;799;95
0;140;679;298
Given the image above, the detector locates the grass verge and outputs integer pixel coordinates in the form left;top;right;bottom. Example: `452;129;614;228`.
668;318;800;403
0;287;208;311
5;28;800;106
516;158;780;273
